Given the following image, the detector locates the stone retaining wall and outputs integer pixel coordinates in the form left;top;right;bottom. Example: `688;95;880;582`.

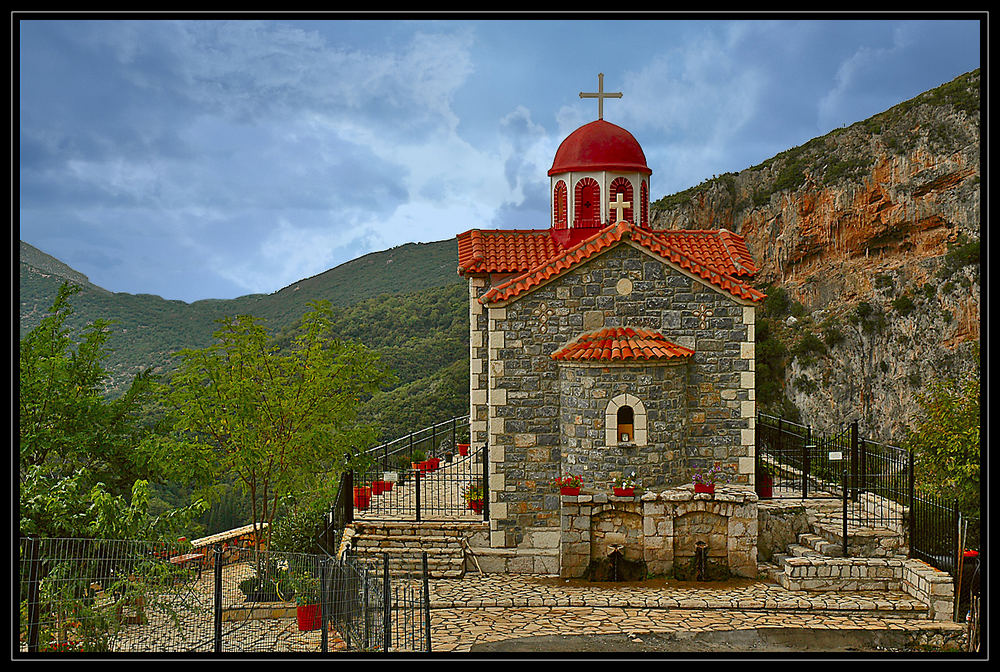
757;500;810;562
778;556;955;621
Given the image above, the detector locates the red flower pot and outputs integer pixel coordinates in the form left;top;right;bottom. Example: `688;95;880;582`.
457;443;470;456
694;483;715;494
297;603;322;631
467;500;484;513
755;473;773;499
560;486;581;496
613;488;635;497
428;457;440;471
353;486;371;510
371;480;386;496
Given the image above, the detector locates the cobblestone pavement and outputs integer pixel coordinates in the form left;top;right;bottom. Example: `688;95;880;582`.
420;574;965;654
46;564;962;655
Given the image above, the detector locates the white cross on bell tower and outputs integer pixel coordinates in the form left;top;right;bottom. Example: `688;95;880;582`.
609;192;632;223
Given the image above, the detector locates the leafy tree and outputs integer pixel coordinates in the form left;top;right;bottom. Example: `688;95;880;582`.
18;283;193;539
905;351;980;518
19;284;157;488
165;300;391;552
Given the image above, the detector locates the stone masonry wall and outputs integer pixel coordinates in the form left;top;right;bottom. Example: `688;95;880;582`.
560;484;758;579
558;360;688;489
485;243;756;549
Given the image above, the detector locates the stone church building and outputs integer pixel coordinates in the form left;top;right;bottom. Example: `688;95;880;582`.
456;81;765;572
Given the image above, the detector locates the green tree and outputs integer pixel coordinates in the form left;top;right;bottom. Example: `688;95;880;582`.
19;284;158;491
905;353;980;517
18;283;195;539
165;300;391;552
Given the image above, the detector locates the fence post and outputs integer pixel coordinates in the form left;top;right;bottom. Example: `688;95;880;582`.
213;544;223;653
482;443;490;521
363;565;371;650
842;469;849;558
24;536;41;654
382;554;391;653
345;469;355;525
320;559;329;653
952;499;961;596
422;552;432;653
908;449;916;558
414;464;422;523
850;421;859;496
803;425;811;498
452;417;457;450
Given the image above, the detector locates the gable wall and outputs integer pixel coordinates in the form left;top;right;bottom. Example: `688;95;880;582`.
484;243;756;550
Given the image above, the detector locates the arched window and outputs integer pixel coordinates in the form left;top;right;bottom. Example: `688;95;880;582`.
640;180;649;227
609;177;634;224
605;394;647;446
574;177;601;228
553;180;568;229
616;406;635;442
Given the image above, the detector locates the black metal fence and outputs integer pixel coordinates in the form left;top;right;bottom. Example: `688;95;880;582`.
18;536;430;655
367;415;471;475
756;414;977;581
321;416;485;536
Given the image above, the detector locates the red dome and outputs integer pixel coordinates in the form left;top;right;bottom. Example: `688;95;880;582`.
548;120;651;176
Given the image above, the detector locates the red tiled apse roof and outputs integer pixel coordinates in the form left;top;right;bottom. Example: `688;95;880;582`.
551;327;695;362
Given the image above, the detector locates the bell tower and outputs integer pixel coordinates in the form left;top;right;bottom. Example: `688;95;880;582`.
548;74;652;248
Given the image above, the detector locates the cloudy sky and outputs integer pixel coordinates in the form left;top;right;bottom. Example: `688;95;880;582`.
18;17;982;303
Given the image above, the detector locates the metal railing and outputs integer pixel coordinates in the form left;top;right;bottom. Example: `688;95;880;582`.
757;414;974;583
18;536;431;655
365;415;471;472
756;414;909;500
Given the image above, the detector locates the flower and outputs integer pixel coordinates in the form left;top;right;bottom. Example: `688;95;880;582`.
463;484;484;503
692;464;730;486
551;474;584;489
613;470;638;489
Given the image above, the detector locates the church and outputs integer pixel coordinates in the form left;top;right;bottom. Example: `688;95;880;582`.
456;76;765;571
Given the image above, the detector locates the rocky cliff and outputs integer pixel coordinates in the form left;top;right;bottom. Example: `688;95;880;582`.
650;70;980;443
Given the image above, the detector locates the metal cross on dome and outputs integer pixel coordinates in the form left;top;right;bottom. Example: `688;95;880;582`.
580;73;622;120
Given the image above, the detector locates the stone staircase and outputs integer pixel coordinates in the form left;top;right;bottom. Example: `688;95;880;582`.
761;523;954;621
344;520;488;579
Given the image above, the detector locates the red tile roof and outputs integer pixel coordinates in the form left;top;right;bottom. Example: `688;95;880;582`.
656;228;758;277
475;221;765;305
457;228;562;275
551;327;695;361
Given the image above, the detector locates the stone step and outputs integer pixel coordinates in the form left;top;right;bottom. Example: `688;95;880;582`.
798;532;844;557
787;543;823;558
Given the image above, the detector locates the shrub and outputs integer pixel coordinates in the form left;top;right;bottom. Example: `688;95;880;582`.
892;295;916;316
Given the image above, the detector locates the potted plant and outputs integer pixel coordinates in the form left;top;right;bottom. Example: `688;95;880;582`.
692;464;729;494
463;484;485;513
410;449;427;476
353;485;371;510
238;561;294;603
551;474;583;496
612;471;638;497
755;464;773;499
291;572;322;631
457;443;470;457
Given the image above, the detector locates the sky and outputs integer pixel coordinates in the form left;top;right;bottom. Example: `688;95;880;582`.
17;16;982;303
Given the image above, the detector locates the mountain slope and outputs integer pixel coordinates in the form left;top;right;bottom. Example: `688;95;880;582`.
650;69;981;442
19;238;464;396
19;70;981;445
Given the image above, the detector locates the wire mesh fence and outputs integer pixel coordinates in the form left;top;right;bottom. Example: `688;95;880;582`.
18;536;430;655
